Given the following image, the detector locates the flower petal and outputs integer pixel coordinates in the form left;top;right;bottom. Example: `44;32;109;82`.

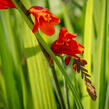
77;43;84;54
66;33;78;39
39;17;55;36
59;28;77;40
0;0;16;9
50;14;61;25
59;27;68;39
65;56;71;65
28;6;44;15
32;18;38;33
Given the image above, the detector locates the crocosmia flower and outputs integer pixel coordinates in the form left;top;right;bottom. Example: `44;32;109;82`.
73;58;87;73
72;58;97;100
28;6;60;36
51;27;84;57
50;27;96;101
0;0;16;9
85;80;97;101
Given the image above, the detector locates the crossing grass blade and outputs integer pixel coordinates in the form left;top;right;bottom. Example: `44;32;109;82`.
105;82;109;109
0;13;22;109
23;21;57;109
83;0;93;108
92;0;108;109
0;59;8;109
48;0;62;16
61;3;74;33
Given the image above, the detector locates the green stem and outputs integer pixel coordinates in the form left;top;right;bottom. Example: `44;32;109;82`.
71;0;82;10
38;42;66;109
61;57;70;109
64;77;70;109
51;65;66;109
11;0;83;108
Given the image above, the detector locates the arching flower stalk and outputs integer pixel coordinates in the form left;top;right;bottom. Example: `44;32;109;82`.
72;58;97;101
51;27;97;100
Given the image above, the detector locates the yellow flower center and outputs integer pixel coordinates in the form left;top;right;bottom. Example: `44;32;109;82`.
43;14;52;22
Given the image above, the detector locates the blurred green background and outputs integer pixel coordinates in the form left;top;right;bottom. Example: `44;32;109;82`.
0;0;109;109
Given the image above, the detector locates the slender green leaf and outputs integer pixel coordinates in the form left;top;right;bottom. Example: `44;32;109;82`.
83;0;93;108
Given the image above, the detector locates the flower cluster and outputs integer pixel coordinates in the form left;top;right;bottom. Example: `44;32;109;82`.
0;0;96;101
27;6;60;36
72;58;97;100
51;27;97;100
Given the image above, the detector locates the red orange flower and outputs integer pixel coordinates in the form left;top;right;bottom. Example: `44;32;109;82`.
50;28;96;100
28;6;60;36
51;27;84;57
0;0;16;9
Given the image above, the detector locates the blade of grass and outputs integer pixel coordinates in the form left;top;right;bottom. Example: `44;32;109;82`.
98;0;107;108
0;10;29;109
0;15;22;109
23;25;57;109
104;82;109;109
92;0;108;109
62;2;74;33
0;69;8;109
48;0;62;16
106;0;109;80
83;0;93;108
